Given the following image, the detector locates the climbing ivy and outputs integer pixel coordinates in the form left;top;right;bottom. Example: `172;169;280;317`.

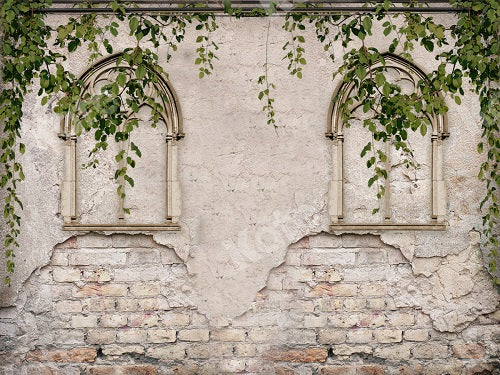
0;0;498;285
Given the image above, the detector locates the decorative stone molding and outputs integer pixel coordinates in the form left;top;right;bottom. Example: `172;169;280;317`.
326;53;449;231
59;53;183;231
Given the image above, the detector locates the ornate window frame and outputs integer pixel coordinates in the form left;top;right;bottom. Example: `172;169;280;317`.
326;53;449;231
59;53;184;231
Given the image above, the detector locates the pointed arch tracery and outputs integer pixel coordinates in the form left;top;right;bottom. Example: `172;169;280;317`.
326;53;449;231
59;53;183;231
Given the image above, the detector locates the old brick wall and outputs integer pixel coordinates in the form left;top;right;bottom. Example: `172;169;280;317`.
0;233;498;374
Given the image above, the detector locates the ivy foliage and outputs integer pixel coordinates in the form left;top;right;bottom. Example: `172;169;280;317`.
0;0;498;285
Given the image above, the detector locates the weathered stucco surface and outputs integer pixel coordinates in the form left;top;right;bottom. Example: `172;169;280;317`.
0;15;499;374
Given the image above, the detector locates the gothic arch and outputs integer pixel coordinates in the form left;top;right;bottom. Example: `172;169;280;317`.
326;53;449;231
59;53;183;231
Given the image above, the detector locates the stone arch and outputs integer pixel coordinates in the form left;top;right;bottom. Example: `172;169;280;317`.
59;53;183;231
326;53;449;230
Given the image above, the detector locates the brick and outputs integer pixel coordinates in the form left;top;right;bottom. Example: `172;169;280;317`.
24;364;80;375
52;267;81;282
99;314;127;328
128;313;159;328
451;343;485;359
247;327;280;342
160;312;190;327
342;234;383;248
116;299;138;311
356;249;387;264
266;348;328;363
234;343;257;357
387;313;415;326
347;329;373;343
344;298;366;311
129;284;160;297
360;283;387;297
374;329;402;343
178;329;209;342
328;314;359;328
101;344;144;356
146;345;186;361
55;236;78;249
285;267;314;283
160;249;183;264
464;364;497;375
422;363;465;375
282;329;317;345
313;268;342;283
87;365;157;375
412;343;448;359
308;284;357;297
211;328;246;342
82;268;112;282
319;365;384;375
308;234;341;248
366;299;386;310
396;364;424;375
137;298;160;311
285;249;302;266
71;315;97;328
117;329;147;343
304;315;327;328
343;267;388;282
147;329;176;343
275;367;295;375
73;284;127;297
127;248;160;264
69;251;126;266
187;343;234;358
26;348;96;363
358;314;386;328
84;298;116;312
112;234;155;248
50;285;73;300
374;344;412;360
387;248;408;264
318;329;346;344
332;345;373;356
318;299;344;312
51;250;69;266
114;267;160;282
218;359;246;372
54;300;82;314
78;234;112;248
303;249;356;266
403;329;429;342
86;330;116;344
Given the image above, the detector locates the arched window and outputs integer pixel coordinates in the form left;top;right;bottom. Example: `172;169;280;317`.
326;53;449;231
59;54;183;231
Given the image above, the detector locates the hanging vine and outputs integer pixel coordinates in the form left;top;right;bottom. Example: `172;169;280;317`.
0;0;498;285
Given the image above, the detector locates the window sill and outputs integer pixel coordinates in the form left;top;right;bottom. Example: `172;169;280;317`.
63;223;180;231
329;222;446;231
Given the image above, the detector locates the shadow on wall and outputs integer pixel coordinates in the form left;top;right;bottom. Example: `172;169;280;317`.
0;233;498;374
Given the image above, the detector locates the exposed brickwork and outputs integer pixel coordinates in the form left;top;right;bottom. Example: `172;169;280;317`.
0;233;498;374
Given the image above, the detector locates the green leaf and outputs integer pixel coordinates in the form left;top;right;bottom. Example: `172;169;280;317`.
420;123;427;137
116;73;127;87
129;17;139;34
136;65;146;80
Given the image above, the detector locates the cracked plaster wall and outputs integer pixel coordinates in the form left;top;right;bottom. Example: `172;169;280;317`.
0;15;498;363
